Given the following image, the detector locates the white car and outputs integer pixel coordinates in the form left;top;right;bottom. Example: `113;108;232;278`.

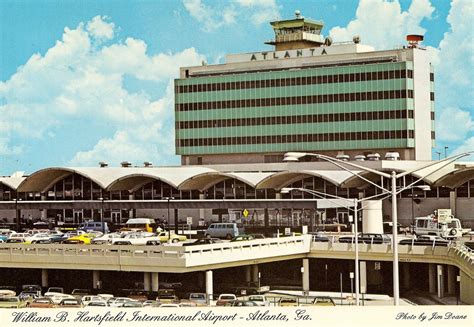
91;232;125;245
248;295;269;306
82;295;105;306
24;233;51;244
7;233;30;242
107;297;135;307
111;232;161;246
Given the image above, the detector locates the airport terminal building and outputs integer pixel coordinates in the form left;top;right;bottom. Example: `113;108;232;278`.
0;13;472;231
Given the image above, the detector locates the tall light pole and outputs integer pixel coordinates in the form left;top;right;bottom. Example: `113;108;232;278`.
164;197;174;242
283;151;471;305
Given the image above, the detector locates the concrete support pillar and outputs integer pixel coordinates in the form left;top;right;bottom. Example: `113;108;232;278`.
151;272;159;292
447;265;456;295
302;258;310;292
251;265;259;284
449;191;457;217
199;193;205;220
206;270;213;301
174;208;179;234
40;195;47;220
41;269;48;288
144;272;151;292
92;270;100;290
402;263;410;289
245;266;251;284
437;265;444;298
460;270;474;305
264;208;269;237
428;264;436;293
129;194;135;218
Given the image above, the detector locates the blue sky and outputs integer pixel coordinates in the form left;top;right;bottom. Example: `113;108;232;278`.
0;0;472;175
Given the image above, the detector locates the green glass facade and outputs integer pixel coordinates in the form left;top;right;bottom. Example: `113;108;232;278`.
175;61;414;156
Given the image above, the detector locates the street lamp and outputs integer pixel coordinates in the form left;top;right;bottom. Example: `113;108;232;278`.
98;197;105;233
283;151;472;305
163;197;174;243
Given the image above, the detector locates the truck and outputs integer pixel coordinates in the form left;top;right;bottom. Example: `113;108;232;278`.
413;209;465;239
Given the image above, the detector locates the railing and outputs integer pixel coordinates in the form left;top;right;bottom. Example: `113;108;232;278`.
0;236;312;271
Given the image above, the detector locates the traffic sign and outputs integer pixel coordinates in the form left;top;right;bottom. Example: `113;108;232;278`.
243;209;249;217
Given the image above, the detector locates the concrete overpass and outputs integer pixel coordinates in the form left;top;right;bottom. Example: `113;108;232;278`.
0;235;472;304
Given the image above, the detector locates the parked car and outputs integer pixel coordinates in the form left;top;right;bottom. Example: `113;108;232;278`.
47;287;64;294
24;233;51;244
107;297;135;307
91;232;125;245
339;233;391;244
231;234;255;242
44;292;76;304
122;301;143;308
142;300;159;307
28;297;56;308
58;298;82;308
278;297;298;306
78;221;110;234
112;232;161;246
188;293;207;305
154;231;187;243
229;300;259;306
205;223;244;239
156;289;179;304
0;297;27;308
159;303;180;307
18;291;40;302
86;300;109;307
311;233;330;242
312;296;336;306
82;295;106;306
248;295;269;306
414;213;464;239
399;235;450;247
183;238;222;246
63;233;96;244
7;233;30;242
216;294;237;306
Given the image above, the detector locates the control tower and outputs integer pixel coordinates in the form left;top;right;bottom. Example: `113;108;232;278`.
265;10;326;50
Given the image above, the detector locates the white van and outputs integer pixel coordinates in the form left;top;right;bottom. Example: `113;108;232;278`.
205;223;244;239
414;213;463;239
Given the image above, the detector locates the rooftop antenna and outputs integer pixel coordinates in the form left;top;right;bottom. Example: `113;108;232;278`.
295;10;302;19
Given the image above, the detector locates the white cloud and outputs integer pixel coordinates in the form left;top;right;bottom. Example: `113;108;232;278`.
437;107;473;142
450;137;474;160
182;0;278;31
0;17;205;165
86;16;115;41
329;0;434;49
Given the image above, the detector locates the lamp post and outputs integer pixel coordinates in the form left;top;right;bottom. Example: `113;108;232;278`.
444;146;449;159
98;197;105;233
283;151;472;305
164;197;174;243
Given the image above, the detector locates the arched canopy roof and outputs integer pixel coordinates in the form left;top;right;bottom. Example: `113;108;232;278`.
432;165;474;188
18;166;217;193
178;172;274;191
257;170;361;190
0;176;26;191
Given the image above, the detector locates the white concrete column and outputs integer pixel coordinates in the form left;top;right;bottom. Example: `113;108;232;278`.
302;259;310;292
129;194;135;218
449;191;456;217
144;272;151;292
245;266;251;284
402;263;410;289
92;270;100;289
151;272;159;292
437;265;444;298
199;193;206;220
251;265;259;284
206;270;213;302
447;265;456;295
40;195;47;219
41;269;48;288
428;264;436;293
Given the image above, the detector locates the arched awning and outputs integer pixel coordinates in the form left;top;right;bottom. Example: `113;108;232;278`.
432;165;474;188
178;172;274;191
257;170;361;190
0;176;26;191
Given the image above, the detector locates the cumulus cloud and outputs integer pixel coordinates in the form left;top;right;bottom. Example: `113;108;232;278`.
437;107;473;142
0;16;205;166
182;0;278;31
329;0;434;49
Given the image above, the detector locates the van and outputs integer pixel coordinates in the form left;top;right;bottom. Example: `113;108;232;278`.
414;212;463;239
124;218;156;233
205;223;244;239
78;221;109;233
